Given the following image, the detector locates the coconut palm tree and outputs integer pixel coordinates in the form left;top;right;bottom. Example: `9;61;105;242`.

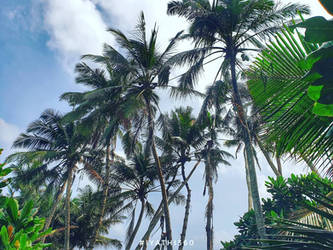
110;147;159;250
9;109;90;250
48;185;124;250
81;12;189;247
61;61;133;248
167;0;308;239
157;107;206;249
198;109;232;250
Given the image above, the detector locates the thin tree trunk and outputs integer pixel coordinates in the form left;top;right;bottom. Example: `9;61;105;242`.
255;135;280;177
302;156;320;176
64;166;74;250
244;149;253;211
145;97;173;249
89;139;115;249
136;160;201;250
41;180;67;244
230;54;266;240
126;199;145;250
205;154;214;250
276;156;282;176
179;163;191;250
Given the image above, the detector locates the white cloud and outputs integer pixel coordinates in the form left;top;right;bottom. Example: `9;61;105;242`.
0;119;20;158
41;0;113;72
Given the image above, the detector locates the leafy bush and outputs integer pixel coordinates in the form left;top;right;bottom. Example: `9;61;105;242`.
221;173;333;249
0;149;52;249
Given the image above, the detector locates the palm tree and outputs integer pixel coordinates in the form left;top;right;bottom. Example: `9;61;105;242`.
198;109;232;250
81;12;187;247
167;0;308;239
9;109;90;250
111;148;159;250
157;107;206;249
48;185;124;250
61;61;132;248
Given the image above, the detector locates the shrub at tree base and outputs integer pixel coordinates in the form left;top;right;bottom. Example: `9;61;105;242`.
0;149;53;250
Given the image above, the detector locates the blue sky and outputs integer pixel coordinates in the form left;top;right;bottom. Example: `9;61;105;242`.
0;0;330;249
0;0;72;127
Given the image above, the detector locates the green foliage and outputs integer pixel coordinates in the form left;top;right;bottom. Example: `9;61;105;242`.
221;173;333;249
0;199;53;250
291;12;333;116
0;149;52;249
253;211;333;249
248;25;333;171
295;16;333;43
48;186;122;249
0;149;12;194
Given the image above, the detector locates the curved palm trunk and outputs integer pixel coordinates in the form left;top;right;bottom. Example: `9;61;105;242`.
64;166;74;250
205;155;214;250
276;156;282;176
230;54;266;240
136;160;201;250
41;180;67;244
302;156;320;176
145;97;173;249
126;199;145;250
179;163;191;250
244;149;253;211
89;140;115;249
255;135;280;177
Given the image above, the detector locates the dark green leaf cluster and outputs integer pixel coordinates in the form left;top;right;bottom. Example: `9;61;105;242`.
221;173;333;249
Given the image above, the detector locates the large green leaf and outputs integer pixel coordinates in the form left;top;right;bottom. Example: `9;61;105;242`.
294;16;333;43
0;226;9;248
291;13;333;116
6;198;19;224
304;44;333;116
247;27;333;171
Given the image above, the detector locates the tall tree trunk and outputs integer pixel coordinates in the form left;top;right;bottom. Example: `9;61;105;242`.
64;166;74;250
136;160;201;250
41;180;67;244
255;135;280;177
244;149;253;211
145;97;173;250
126;199;145;250
205;154;214;250
88;139;115;249
230;53;266;240
179;163;191;250
276;156;282;176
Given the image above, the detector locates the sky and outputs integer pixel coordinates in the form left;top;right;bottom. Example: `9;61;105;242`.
0;0;330;249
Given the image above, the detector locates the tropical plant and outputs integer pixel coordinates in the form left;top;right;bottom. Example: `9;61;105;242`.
221;173;333;249
0;199;53;250
0;148;11;198
157;107;206;249
198;109;233;250
167;0;308;242
110;148;159;250
200;79;280;210
247;23;333;175
0;149;53;250
47;185;123;250
77;12;190;248
292;1;333;117
61;60;129;249
7;110;91;249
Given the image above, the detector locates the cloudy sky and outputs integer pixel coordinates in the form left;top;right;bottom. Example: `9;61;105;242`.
0;0;330;249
